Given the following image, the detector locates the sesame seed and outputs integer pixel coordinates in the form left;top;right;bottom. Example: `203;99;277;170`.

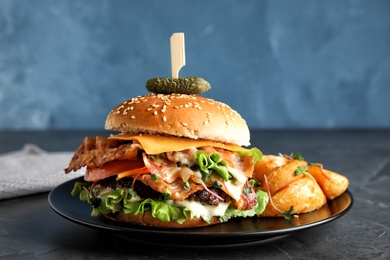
147;107;153;111
123;107;130;115
153;111;158;115
163;116;167;122
131;115;136;119
181;122;188;127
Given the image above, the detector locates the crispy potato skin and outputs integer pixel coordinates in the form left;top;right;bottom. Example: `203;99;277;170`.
307;166;349;200
254;155;349;217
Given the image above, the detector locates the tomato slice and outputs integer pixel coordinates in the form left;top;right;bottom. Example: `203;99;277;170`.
85;159;146;182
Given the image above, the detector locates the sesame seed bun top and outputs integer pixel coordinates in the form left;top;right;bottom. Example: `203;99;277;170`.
105;93;250;146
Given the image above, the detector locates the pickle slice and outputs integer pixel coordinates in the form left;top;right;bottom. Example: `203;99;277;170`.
146;77;211;94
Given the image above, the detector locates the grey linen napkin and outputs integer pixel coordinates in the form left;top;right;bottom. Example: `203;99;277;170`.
0;144;84;200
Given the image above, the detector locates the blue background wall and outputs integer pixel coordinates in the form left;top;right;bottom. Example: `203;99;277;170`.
0;0;389;130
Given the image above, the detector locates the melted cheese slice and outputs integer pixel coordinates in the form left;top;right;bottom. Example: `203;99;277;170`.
109;134;249;154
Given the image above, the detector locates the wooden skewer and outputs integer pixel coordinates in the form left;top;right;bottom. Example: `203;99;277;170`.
170;32;186;79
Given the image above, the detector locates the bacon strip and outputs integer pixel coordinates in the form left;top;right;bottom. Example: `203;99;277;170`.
141;152;203;201
64;136;140;173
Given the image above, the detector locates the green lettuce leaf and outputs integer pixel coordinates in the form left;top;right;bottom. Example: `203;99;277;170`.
219;190;269;222
71;181;93;204
237;147;263;163
91;188;124;216
195;150;231;181
72;182;125;216
123;197;189;224
71;182;269;224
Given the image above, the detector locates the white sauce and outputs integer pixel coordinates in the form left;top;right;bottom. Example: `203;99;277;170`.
166;200;230;220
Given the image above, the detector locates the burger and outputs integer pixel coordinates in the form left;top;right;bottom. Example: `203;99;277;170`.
65;93;269;228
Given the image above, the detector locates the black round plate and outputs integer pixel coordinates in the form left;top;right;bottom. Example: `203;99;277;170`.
48;177;353;247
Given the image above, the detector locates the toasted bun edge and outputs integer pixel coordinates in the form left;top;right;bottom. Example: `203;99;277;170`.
105;94;250;146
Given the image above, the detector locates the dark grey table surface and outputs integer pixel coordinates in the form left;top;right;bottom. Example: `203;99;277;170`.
0;130;389;259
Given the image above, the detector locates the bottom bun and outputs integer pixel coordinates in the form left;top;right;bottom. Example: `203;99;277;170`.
106;210;222;229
